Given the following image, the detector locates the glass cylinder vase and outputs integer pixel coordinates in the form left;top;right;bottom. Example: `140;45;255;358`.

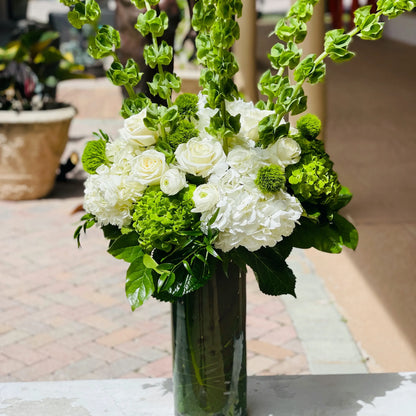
171;261;247;416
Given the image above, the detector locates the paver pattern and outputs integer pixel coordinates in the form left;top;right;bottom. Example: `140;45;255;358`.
0;156;309;382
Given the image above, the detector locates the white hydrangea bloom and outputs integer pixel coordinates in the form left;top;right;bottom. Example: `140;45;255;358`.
83;165;145;228
226;99;274;143
195;92;217;135
200;160;303;252
226;145;267;177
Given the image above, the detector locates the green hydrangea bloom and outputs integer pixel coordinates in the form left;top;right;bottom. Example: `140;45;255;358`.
255;165;286;193
286;152;341;205
132;185;198;253
296;114;321;139
166;119;198;150
174;93;199;119
81;139;109;174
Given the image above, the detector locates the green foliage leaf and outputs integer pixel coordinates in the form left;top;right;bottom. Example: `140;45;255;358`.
354;7;384;40
120;94;151;119
234;246;296;297
88;25;120;59
67;0;101;29
135;9;168;38
330;185;353;211
324;29;355;62
125;256;155;310
268;41;302;70
143;41;173;69
377;0;415;18
191;1;216;31
294;54;326;84
108;232;142;263
101;224;122;240
287;215;358;253
275;17;307;43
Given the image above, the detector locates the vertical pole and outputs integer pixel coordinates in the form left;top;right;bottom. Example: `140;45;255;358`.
0;0;8;21
234;0;258;103
290;0;326;139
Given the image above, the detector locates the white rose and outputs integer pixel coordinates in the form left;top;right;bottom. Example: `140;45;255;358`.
133;149;168;186
160;168;187;195
270;137;301;167
119;110;158;147
192;184;220;213
175;137;226;178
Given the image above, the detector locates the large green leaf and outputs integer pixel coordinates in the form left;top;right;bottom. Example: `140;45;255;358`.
234;246;296;297
287;214;358;253
107;232;142;262
125;256;155;310
152;249;217;302
333;213;359;250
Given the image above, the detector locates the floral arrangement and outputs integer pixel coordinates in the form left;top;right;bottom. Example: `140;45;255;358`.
65;0;414;309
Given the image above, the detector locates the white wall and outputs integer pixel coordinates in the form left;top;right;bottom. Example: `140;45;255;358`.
383;12;416;46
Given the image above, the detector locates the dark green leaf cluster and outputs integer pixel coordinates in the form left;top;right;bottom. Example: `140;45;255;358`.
255;165;286;193
286;213;358;254
132;185;199;253
233;242;296;296
74;213;97;248
174;93;199;119
106;204;221;309
166;119;199;151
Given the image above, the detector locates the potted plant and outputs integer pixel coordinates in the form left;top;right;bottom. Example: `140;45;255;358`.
0;24;91;200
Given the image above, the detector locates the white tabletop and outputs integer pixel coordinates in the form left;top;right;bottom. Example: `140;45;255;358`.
1;373;415;415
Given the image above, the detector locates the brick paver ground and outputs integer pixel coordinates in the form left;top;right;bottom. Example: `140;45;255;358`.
0;168;309;382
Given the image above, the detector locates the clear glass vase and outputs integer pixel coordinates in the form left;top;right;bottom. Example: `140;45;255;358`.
171;261;247;416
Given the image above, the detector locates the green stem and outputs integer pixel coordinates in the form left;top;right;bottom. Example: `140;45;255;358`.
185;302;204;387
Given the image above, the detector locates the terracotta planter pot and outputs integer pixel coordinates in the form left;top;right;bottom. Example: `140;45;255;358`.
0;105;76;200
